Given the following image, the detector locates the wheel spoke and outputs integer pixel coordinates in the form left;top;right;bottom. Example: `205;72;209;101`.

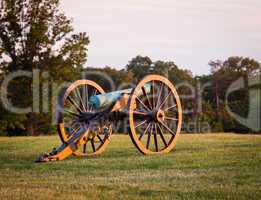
142;86;152;110
83;143;87;153
75;87;86;112
70;119;80;128
67;95;83;114
90;139;96;152
164;104;177;112
139;122;151;140
64;109;81;118
133;110;147;116
165;116;178;121
70;121;81;130
146;124;153;149
85;85;89;111
69;126;81;136
157;123;168;147
135;120;147;129
136;96;150;111
159;90;172;110
156;82;163;109
153;123;159;151
151;81;155;108
97;134;104;144
159;121;176;136
82;86;86;111
82;85;88;112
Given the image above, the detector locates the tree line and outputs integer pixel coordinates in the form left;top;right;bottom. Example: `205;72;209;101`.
0;0;260;135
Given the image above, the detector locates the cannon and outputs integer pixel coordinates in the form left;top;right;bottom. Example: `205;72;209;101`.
36;75;182;162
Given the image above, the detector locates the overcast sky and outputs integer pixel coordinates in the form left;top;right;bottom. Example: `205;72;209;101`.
61;0;261;75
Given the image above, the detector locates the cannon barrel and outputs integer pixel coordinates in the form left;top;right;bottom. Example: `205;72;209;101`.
89;84;151;109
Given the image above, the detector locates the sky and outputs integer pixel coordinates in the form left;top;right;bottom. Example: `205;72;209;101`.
61;0;261;75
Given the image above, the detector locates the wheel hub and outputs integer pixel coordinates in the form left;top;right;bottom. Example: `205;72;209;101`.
148;109;165;122
156;109;165;122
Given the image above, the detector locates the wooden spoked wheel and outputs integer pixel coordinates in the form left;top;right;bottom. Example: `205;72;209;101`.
128;75;182;155
57;80;112;156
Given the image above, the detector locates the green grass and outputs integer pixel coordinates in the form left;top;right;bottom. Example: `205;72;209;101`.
0;134;260;200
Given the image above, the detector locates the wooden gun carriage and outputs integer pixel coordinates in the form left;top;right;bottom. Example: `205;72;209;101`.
37;75;182;162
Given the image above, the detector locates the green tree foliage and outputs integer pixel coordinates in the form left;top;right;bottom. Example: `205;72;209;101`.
126;55;152;81
126;55;194;85
202;57;261;133
0;0;89;135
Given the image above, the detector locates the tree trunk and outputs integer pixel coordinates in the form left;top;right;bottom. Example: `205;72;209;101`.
27;112;35;136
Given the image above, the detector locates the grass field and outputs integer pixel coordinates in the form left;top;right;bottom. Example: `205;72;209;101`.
0;134;260;200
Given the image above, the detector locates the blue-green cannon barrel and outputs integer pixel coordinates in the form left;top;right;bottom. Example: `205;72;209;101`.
89;84;151;109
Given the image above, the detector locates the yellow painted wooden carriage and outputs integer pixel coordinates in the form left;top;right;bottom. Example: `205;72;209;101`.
36;75;182;162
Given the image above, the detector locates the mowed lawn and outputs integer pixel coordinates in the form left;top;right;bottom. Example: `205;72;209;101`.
0;134;260;200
